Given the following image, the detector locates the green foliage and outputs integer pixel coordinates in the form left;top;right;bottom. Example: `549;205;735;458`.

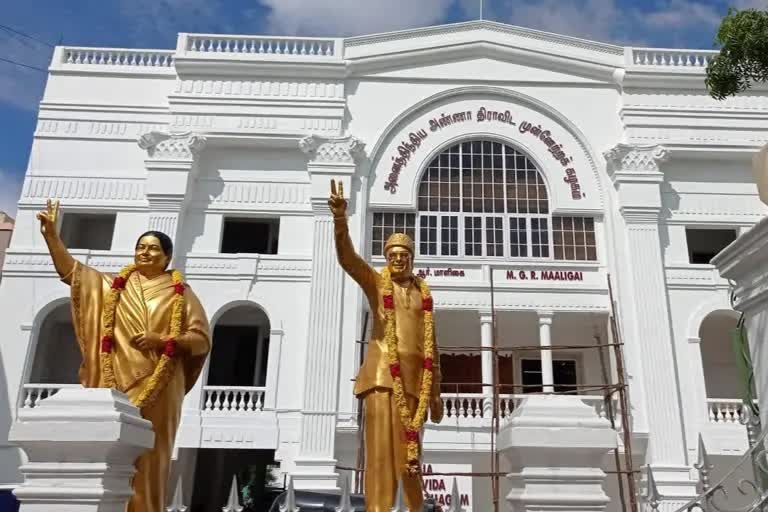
706;8;768;100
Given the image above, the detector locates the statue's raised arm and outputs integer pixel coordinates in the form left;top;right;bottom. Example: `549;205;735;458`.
329;179;378;299
37;199;77;284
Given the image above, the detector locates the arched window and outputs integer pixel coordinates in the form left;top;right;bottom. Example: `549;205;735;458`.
371;140;597;261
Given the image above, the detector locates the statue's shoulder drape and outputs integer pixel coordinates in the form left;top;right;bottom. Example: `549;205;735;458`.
67;261;210;394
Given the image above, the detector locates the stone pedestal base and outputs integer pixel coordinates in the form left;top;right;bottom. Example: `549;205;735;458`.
498;395;617;512
290;458;339;491
8;387;154;512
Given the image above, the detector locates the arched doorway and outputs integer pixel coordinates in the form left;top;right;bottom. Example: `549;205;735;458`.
207;304;271;388
699;310;752;421
192;303;276;511
23;301;80;408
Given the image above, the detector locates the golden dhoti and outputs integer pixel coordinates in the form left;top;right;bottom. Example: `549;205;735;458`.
364;389;424;512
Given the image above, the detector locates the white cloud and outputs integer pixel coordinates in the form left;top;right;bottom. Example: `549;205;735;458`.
642;0;721;30
0;32;51;110
0;169;24;218
257;0;455;37
117;0;231;44
479;0;727;46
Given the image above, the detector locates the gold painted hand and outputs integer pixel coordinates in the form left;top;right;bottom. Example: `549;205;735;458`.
430;396;444;424
131;331;166;352
36;199;60;239
328;179;347;217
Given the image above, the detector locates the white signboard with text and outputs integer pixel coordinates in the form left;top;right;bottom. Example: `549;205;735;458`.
422;463;473;510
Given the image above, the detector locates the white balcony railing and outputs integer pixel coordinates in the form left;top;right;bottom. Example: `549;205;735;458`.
202;386;266;414
707;398;756;424
20;383;81;409
182;34;341;58
628;48;717;69
436;393;617;425
60;47;175;67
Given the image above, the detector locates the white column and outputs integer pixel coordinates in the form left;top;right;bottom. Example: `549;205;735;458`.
605;144;697;506
264;328;284;411
137;131;206;269
479;311;494;415
292;135;365;489
538;311;554;393
9;388;154;512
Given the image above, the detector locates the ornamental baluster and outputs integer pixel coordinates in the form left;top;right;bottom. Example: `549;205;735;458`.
22;389;32;408
256;391;264;411
204;391;212;411
459;398;466;417
235;391;244;411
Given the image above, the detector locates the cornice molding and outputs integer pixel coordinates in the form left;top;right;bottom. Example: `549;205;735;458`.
138;131;207;159
299;135;366;164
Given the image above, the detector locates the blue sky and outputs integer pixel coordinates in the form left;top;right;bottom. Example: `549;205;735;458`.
0;0;765;216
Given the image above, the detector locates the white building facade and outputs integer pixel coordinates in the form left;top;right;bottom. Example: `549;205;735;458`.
0;21;766;511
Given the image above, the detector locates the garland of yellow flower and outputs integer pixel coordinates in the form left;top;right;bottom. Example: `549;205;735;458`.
100;263;186;409
381;267;435;476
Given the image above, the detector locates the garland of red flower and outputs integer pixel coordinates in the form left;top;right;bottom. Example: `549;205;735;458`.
100;264;186;408
381;267;435;476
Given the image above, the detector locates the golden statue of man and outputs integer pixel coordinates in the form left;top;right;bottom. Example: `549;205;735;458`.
329;180;443;511
37;200;211;512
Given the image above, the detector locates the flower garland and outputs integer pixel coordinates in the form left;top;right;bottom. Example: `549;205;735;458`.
100;263;186;409
381;267;435;476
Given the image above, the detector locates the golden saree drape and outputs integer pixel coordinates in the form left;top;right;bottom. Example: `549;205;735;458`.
66;262;210;512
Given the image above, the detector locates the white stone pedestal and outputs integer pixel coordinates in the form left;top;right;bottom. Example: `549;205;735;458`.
8;387;154;512
498;395;617;512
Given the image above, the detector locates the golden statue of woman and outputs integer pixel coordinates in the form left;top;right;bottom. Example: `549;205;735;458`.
329;180;443;512
37;200;211;512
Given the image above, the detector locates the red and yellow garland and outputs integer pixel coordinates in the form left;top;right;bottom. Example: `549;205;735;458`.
381;267;435;476
100;263;186;409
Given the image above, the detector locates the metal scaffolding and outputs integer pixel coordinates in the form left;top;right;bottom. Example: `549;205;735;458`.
342;273;638;512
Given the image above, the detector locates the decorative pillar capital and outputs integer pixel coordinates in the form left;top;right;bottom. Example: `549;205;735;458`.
301;135;367;216
478;310;494;324
537;310;554;324
299;135;365;165
604;143;669;177
138;131;206;160
604;144;669;223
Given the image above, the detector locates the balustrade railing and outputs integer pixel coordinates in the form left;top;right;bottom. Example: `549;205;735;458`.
435;393;616;424
20;383;81;409
61;47;175;67
628;47;716;68
183;34;340;58
202;385;266;414
708;398;750;424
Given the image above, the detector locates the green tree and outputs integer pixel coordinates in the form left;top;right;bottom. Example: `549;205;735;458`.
705;8;768;100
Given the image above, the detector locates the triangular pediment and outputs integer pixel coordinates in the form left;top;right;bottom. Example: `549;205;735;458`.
345;21;623;82
355;55;606;84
